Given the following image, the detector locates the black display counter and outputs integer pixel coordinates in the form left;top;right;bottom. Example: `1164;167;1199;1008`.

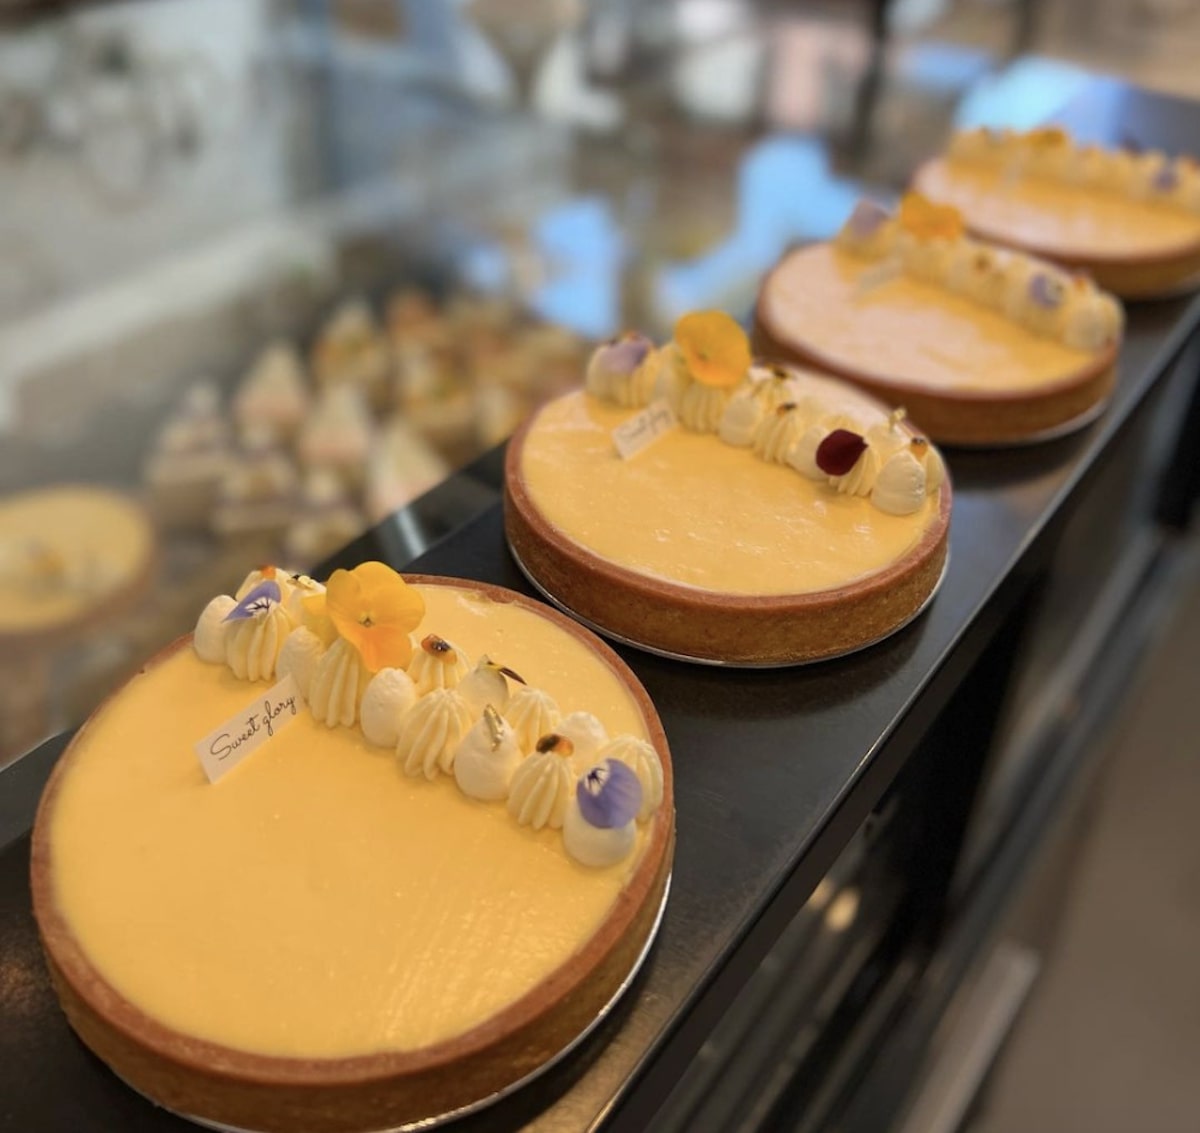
2;79;1200;1133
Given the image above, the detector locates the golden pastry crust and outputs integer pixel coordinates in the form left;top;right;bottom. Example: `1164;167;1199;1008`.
753;252;1119;446
913;157;1200;298
504;416;951;665
31;579;675;1133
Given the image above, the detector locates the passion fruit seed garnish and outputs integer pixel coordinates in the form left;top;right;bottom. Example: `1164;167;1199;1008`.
536;733;575;756
421;634;455;659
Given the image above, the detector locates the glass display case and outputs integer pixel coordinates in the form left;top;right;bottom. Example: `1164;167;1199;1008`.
2;3;1199;1132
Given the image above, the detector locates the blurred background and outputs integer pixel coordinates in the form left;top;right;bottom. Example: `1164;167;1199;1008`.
0;1;1198;1129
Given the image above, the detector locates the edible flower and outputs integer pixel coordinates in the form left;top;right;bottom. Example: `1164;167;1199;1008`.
323;562;425;672
897;193;964;241
846;199;890;238
674;310;751;389
224;579;281;621
1028;272;1066;310
577;759;642;829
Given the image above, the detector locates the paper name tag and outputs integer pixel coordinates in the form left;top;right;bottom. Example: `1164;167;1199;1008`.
194;673;301;783
613;400;677;459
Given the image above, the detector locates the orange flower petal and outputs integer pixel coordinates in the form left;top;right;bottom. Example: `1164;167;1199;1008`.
674;310;751;389
356;626;414;672
898;193;964;241
322;563;424;672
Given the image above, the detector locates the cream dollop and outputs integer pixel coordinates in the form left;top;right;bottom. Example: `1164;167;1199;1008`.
718;392;765;447
457;657;523;718
225;603;294;682
920;443;947;493
900;234;958;286
277;626;326;700
557;711;609;772
407;634;469;696
360;667;418;748
563;798;636;868
193;595;235;663
507;739;575;829
754;405;810;464
872;450;927;516
453;707;524;801
787;424;827;480
1062;291;1123;351
598;735;664;822
308;637;369;727
396;688;472;780
585;334;660;407
829;443;882;497
676;381;730;433
505;687;562;753
282;573;325;623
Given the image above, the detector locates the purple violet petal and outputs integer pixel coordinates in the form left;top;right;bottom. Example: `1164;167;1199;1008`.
223;579;282;621
1028;272;1065;310
847;200;889;238
816;429;867;476
577;759;642;829
600;335;652;376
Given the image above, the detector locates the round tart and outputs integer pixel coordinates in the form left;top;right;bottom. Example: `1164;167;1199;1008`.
912;127;1200;298
0;485;157;653
505;316;951;665
32;566;673;1133
754;195;1123;445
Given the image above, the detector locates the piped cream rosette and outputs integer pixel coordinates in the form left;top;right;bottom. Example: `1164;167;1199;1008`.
191;562;664;868
581;311;947;518
946;125;1200;215
835;193;1123;353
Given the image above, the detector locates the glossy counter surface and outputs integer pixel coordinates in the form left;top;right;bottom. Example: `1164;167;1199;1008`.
2;80;1200;1133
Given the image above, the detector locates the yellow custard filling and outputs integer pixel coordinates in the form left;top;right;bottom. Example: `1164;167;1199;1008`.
763;244;1095;393
921;159;1200;259
519;388;938;596
48;584;649;1059
0;487;153;635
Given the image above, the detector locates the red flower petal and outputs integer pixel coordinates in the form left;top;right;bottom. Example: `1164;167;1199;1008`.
816;429;867;476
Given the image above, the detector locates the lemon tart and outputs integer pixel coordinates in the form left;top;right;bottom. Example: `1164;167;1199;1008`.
754;194;1123;445
32;565;673;1133
505;313;951;666
0;485;157;652
912;127;1200;297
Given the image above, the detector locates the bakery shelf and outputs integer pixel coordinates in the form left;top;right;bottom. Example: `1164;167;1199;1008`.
2;75;1200;1133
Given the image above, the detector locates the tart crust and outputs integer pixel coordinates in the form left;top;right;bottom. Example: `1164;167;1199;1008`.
753;252;1118;446
913;157;1200;298
31;577;675;1133
504;414;952;665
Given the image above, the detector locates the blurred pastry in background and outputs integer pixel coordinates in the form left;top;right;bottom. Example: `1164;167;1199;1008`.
283;469;368;569
0;485;157;763
297;385;375;488
311;298;392;408
233;341;310;440
520;323;590;399
391;334;459;411
386;287;450;350
211;425;298;545
364;417;450;523
143;382;234;530
474;384;525;448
